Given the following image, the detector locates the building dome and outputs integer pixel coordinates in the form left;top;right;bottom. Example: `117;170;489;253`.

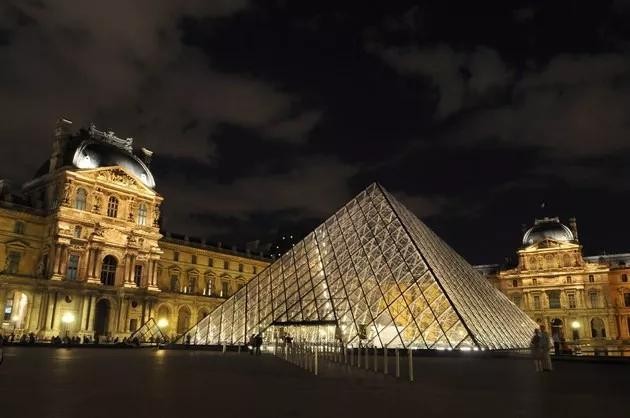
71;140;155;188
522;217;574;246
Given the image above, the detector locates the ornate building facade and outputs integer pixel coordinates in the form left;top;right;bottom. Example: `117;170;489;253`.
477;217;630;350
0;119;269;341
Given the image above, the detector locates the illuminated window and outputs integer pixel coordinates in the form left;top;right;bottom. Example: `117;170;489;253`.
187;275;197;294
134;265;142;287
221;281;229;297
203;276;213;296
3;293;14;320
170;274;180;292
13;221;25;234
100;255;117;285
107;196;119;218
75;188;87;210
66;254;79;280
568;293;576;309
74;225;82;238
6;251;21;274
137;203;148;226
533;294;541;310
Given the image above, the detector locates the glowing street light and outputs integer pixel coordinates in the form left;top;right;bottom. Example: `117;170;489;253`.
571;320;581;330
61;312;75;338
157;318;168;329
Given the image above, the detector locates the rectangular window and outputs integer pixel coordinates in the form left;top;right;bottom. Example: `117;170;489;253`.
624;293;630;307
238;263;244;272
221;281;229;297
532;278;538;285
253;266;257;274
13;221;25;234
134;265;143;287
129;319;138;332
6;251;21;274
568;293;576;309
192;255;197;265
208;258;213;267
548;291;561;309
174;252;179;262
66;254;79;280
223;260;229;270
589;292;599;308
510;293;521;307
622;274;628;283
533;295;541;310
588;274;595;283
566;276;572;284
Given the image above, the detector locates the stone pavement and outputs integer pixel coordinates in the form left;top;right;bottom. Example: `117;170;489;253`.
0;346;626;418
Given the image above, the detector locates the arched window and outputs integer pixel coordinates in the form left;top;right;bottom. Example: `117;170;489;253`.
100;255;117;286
107;196;119;218
137;203;148;226
75;188;87;210
591;318;606;338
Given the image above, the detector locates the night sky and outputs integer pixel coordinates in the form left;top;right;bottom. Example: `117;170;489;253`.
1;1;630;264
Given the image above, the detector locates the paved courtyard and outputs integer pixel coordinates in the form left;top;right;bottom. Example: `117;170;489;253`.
0;346;627;418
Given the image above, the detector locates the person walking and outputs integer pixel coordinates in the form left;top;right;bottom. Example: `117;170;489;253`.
255;333;263;355
552;332;560;356
530;328;543;372
539;325;553;372
249;334;256;355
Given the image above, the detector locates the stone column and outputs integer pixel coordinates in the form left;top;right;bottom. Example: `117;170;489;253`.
87;295;97;332
59;246;69;279
86;248;102;284
51;245;63;280
147;259;160;292
79;294;89;331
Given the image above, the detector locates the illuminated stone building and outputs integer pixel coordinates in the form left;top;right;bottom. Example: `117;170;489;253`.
478;217;630;350
0;119;269;341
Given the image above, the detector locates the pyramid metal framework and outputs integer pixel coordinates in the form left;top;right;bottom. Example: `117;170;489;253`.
183;183;536;350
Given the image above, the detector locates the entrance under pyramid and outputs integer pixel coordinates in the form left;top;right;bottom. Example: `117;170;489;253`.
182;183;536;350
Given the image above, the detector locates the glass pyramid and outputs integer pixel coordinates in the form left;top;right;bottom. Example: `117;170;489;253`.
181;183;536;350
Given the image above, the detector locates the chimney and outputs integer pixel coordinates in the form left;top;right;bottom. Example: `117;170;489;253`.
568;217;579;242
49;118;73;173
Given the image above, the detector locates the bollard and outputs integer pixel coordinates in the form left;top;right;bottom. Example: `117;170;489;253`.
384;347;388;375
222;343;226;354
373;346;378;372
350;347;354;367
364;345;369;370
238;345;241;354
408;348;414;382
395;348;400;378
357;345;361;368
344;347;348;365
314;347;319;376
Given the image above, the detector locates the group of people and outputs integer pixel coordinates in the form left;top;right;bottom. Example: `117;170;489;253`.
249;333;263;355
1;332;37;345
530;325;553;372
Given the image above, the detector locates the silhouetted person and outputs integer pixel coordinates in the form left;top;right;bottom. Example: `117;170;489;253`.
249;334;256;355
255;334;263;355
552;332;560;355
539;325;553;371
186;334;192;345
530;328;542;372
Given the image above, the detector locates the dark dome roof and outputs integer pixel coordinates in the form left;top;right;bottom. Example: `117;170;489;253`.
522;218;574;246
72;140;155;188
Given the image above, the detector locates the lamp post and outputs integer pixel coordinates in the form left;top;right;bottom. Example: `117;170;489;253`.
61;312;75;339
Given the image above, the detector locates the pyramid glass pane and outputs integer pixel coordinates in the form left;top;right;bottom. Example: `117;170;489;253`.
179;183;537;349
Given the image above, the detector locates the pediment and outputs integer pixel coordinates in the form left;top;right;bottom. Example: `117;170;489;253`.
3;239;30;249
74;166;156;195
